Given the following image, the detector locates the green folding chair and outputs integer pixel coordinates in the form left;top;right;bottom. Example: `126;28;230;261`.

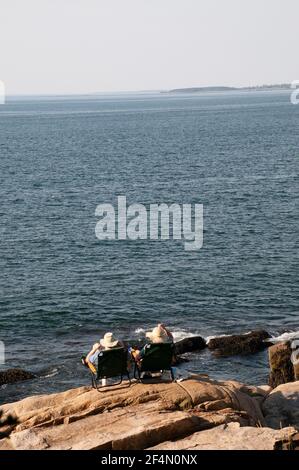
91;347;131;390
133;343;175;381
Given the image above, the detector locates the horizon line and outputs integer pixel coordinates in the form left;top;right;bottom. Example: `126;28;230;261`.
3;81;293;98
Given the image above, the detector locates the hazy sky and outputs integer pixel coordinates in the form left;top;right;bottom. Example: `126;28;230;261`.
1;0;298;95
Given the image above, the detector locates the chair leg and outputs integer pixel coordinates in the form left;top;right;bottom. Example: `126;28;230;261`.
95;376;122;391
170;367;174;381
91;372;97;389
134;364;141;381
127;371;131;386
110;375;123;386
92;374;104;392
134;363;139;380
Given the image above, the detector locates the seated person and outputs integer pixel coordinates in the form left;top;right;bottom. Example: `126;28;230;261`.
82;332;122;373
131;323;173;363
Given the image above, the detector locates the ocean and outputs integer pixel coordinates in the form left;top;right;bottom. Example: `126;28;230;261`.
0;90;298;403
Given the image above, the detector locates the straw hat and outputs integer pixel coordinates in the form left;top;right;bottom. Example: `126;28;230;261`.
146;325;170;344
100;332;119;349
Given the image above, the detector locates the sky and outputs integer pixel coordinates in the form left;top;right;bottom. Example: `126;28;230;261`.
0;0;298;95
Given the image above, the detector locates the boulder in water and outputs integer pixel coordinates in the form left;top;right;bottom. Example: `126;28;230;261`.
207;330;271;356
174;336;206;355
0;369;35;386
268;342;294;387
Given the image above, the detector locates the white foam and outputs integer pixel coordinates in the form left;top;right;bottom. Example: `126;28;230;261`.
135;327;299;345
135;327;201;341
134;328;146;335
172;330;200;341
267;331;299;343
42;368;59;379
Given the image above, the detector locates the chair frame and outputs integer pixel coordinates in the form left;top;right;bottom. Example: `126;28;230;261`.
132;343;175;382
90;347;131;391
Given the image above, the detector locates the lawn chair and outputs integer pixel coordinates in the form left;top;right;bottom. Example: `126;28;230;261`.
91;347;131;390
133;343;175;381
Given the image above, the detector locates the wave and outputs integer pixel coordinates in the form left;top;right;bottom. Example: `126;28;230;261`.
172;330;200;342
134;327;201;342
207;330;299;345
39;367;59;379
134;328;146;335
135;327;299;344
267;330;299;343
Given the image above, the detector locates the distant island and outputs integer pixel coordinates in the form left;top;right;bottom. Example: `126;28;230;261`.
165;84;291;93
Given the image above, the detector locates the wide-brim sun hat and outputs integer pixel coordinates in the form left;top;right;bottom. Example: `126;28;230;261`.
100;332;119;348
146;325;170;343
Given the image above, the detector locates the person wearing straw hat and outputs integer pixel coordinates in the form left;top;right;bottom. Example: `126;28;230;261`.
131;324;173;363
81;332;122;373
145;324;173;344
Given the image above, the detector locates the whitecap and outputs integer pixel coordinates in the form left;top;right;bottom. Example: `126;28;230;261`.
172;330;201;341
267;331;299;343
134;328;146;335
40;368;59;379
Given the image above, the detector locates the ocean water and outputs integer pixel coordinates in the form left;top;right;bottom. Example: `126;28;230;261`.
0;91;298;403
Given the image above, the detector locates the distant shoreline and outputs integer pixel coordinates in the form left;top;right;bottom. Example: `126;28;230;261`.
165;84;291;94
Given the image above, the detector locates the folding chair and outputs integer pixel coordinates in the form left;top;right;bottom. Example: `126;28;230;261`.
90;347;131;390
133;343;175;381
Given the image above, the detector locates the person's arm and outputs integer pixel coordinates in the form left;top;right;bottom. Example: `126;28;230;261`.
86;342;101;362
134;344;148;362
159;323;173;340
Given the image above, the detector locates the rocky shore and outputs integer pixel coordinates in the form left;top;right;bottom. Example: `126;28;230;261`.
0;330;298;450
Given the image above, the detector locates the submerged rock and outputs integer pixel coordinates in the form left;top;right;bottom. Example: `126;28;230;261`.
208;330;271;356
0;369;35;386
174;336;206;355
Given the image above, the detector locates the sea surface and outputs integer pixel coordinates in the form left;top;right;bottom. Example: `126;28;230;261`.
0;90;298;403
